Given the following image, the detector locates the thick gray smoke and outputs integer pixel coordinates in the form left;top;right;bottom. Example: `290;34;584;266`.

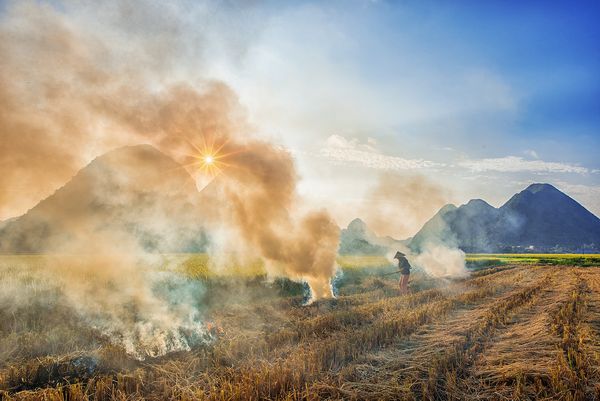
0;0;339;358
0;145;210;359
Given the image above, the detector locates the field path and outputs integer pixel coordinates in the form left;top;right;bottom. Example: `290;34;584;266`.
584;269;600;342
581;269;600;398
311;266;555;399
460;267;577;400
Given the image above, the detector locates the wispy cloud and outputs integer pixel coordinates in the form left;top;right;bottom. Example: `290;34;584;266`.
458;156;589;174
523;149;539;159
320;135;442;171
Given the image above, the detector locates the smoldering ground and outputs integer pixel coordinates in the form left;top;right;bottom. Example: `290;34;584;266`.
0;254;207;361
0;0;339;358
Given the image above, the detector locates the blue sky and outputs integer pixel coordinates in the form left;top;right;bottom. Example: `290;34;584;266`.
262;0;600;161
205;0;600;233
1;0;599;236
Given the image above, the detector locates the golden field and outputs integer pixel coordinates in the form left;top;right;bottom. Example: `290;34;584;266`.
0;254;599;400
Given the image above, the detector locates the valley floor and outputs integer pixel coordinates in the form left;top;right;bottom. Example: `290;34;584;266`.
1;264;599;400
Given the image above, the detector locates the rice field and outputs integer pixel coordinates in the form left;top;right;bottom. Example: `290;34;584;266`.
0;255;599;400
466;254;600;268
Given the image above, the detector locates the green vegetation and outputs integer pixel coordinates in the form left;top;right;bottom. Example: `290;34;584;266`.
173;254;394;278
466;253;600;268
168;253;267;279
173;253;600;278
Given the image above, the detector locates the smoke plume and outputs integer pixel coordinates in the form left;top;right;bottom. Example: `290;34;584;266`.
411;245;468;278
360;172;450;240
367;173;468;278
0;0;339;357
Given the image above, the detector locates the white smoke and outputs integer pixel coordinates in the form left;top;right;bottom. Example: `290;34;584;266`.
412;244;468;278
0;254;207;361
385;245;468;279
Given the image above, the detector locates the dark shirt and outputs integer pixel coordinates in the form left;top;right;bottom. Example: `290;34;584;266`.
398;256;411;275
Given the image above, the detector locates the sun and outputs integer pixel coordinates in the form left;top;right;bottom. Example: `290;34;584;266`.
196;151;221;177
176;134;244;181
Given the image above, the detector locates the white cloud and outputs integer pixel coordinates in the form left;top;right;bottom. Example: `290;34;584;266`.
523;149;539;159
458;156;589;174
320;134;441;171
324;134;377;151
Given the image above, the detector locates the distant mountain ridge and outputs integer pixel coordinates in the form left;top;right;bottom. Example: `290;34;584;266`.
410;183;600;253
3;157;599;256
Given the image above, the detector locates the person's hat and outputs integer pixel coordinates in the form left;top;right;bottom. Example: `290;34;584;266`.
394;251;405;258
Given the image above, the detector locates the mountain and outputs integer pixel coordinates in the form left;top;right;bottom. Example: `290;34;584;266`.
499;183;600;250
410;183;600;253
338;218;406;255
0;144;209;253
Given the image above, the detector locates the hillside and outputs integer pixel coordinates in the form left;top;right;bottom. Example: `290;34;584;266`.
410;183;600;253
0;144;209;253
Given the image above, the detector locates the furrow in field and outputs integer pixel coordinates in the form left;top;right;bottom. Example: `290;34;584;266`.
459;267;577;400
165;270;531;401
202;266;531;376
541;269;596;401
0;271;502;397
466;268;600;401
587;270;600;397
265;266;530;349
322;267;556;400
584;269;600;341
576;269;600;399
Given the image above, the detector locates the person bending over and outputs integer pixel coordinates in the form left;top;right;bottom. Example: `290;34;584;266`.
394;251;411;294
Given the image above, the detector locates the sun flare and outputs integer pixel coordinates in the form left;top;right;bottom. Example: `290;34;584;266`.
177;135;244;181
